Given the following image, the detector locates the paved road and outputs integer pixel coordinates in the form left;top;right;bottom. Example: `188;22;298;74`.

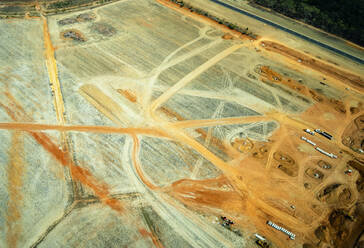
209;0;364;65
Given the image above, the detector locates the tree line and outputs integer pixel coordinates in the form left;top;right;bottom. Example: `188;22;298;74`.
250;0;364;46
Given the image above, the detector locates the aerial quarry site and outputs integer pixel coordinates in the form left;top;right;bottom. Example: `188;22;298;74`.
0;0;364;247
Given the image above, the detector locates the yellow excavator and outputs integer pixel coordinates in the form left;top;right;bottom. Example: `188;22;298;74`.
255;233;270;248
256;239;270;248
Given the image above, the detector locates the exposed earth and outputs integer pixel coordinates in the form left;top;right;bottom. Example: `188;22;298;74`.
0;0;363;248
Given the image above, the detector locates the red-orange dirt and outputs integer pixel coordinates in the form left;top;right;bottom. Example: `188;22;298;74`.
117;89;138;103
6;131;24;248
0;91;124;213
260;41;364;93
169;176;246;214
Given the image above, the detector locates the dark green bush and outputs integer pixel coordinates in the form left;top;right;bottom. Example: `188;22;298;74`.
251;0;364;46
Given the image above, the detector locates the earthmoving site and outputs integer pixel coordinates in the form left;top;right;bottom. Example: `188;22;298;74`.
0;0;363;247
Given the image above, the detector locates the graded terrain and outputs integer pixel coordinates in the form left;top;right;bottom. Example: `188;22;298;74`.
0;0;364;248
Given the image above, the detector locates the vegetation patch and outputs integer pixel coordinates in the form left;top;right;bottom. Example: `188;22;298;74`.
91;22;117;37
58;17;78;25
43;0;115;15
58;12;96;26
60;29;86;42
0;4;36;17
250;0;364;46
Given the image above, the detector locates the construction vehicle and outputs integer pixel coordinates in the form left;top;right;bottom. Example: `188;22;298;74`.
220;216;235;230
304;129;315;135
256;239;270;248
315;129;332;140
255;234;270;248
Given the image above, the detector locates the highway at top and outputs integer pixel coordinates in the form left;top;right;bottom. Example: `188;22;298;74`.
208;0;364;65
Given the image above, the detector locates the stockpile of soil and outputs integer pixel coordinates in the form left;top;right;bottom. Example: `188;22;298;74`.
91;22;116;37
58;13;96;25
273;151;298;177
61;29;86;42
342;115;364;154
260;41;364;92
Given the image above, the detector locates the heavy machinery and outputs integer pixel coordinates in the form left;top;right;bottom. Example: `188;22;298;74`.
255;234;270;248
256;239;270;248
315;129;332;140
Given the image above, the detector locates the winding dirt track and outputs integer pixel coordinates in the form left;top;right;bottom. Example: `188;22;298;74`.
131;135;161;190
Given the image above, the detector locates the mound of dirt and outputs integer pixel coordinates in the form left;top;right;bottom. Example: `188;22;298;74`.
273;151;298;176
58;17;78;25
77;13;96;22
58;13;96;26
260;41;364;92
231;137;254;153
273;151;294;164
347;160;364;176
349;102;363;115
314;225;329;242
222;33;233;40
91;22;117;37
305;168;324;180
61;29;86;42
357;176;364;192
317;184;353;206
329;209;347;227
256;65;348;115
252;145;269;159
302;244;315;248
309;89;324;102
342;115;364;154
330;98;347;114
318;160;332;169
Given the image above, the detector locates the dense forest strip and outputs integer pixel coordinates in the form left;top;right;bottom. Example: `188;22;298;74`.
0;0;118;17
250;0;364;47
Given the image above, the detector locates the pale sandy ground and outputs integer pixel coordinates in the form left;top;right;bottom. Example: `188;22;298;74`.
0;0;363;247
